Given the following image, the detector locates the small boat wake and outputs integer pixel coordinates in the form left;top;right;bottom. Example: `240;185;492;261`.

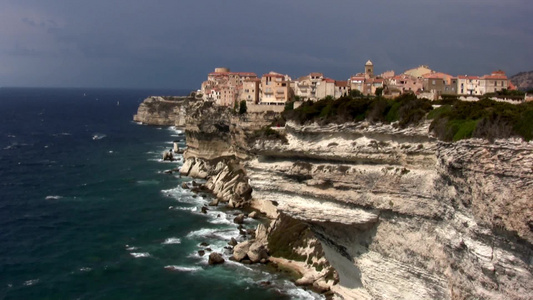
92;133;106;140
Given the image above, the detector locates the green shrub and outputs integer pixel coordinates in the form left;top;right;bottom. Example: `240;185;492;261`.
430;99;533;141
427;105;452;119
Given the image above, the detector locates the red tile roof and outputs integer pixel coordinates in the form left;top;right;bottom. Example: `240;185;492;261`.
422;72;452;79
262;73;285;78
335;80;348;87
481;74;507;80
457;75;480;80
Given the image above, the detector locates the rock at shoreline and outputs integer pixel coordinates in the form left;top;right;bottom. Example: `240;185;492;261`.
162;151;173;161
208;252;225;265
248;211;258;219
233;214;245;224
181;182;189;189
198;250;205;257
228;237;238;246
201;206;208;214
247;243;268;263
232;240;252;261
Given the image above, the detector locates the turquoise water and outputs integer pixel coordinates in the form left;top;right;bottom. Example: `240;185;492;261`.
0;88;320;300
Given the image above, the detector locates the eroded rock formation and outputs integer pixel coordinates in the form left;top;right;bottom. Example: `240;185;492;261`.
142;98;532;299
133;96;191;126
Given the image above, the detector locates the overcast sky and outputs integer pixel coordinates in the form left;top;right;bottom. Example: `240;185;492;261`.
1;0;532;89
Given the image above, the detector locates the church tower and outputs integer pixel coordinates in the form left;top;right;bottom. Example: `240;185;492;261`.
365;60;374;78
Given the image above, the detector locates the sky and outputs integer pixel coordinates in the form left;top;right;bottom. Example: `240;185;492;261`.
0;0;532;89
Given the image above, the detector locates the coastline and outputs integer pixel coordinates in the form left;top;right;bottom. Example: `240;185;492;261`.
136;94;533;300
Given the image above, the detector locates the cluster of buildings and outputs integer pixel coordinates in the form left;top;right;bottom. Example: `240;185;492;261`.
199;61;516;108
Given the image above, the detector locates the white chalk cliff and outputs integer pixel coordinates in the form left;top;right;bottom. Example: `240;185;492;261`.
157;100;532;299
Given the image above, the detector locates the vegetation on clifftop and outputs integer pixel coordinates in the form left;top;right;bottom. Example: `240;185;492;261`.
282;94;533;141
284;94;433;128
430;99;533;141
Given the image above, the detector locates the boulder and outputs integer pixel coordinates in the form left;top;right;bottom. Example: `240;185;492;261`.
201;206;208;214
255;224;268;243
312;278;331;293
208;252;225;265
235;181;253;200
198;250;205;257
233;214;245;224
247;242;269;263
228;237;238;246
181;182;189;189
232;240;252;261
248;211;258;219
162;151;173;161
208;199;219;206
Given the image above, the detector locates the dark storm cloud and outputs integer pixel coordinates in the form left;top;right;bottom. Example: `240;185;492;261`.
0;0;531;88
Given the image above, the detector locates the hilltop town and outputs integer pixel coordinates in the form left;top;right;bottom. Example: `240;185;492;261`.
198;61;529;112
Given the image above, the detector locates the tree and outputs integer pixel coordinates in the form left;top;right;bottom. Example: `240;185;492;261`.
239;100;247;114
350;89;362;98
375;87;384;96
284;101;294;112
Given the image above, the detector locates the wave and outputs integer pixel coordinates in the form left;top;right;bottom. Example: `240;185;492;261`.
164;265;201;272
52;132;71;137
130;252;151;258
186;227;239;242
3;142;30;150
79;267;92;272
162;237;181;245
169;206;197;212
23;279;39;286
136;180;160;186
45;195;63;200
125;245;138;251
168;127;183;135
92;133;106;140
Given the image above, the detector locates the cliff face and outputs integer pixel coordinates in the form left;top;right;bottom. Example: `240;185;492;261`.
133;96;191;126
249;121;532;299
178;102;533;299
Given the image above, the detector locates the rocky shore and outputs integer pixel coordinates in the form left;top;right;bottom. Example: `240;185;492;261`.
135;96;533;299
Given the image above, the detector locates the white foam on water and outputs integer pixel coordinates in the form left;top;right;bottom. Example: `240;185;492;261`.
186;227;239;241
130;252;151;258
169;206;197;212
92;133;106;140
162;237;181;245
168;127;183;134
162;187;205;205
125;245;138;251
23;279;39;286
45;195;63;200
164;265;201;272
79;267;92;272
204;210;234;225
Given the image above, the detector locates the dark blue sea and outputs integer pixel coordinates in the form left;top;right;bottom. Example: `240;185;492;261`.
0;88;320;300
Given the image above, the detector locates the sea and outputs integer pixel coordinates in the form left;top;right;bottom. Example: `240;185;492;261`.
0;88;322;300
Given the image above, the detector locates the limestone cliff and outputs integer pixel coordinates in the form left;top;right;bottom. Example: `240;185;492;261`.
177;101;532;299
249;121;532;299
133;96;192;126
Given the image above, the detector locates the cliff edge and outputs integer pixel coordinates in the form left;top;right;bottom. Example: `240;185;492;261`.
165;99;532;299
